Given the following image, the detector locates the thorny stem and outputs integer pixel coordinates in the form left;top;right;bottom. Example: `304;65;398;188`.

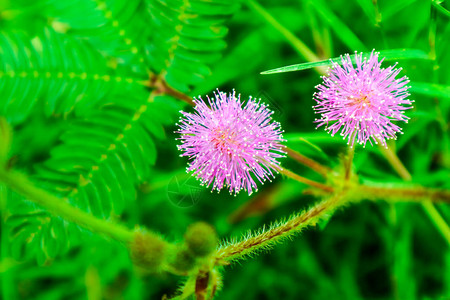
285;147;331;177
0;168;135;244
278;167;334;193
215;193;344;263
379;145;450;246
245;0;327;75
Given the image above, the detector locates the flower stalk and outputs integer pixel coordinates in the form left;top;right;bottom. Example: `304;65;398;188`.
278;167;334;193
344;144;355;181
285;147;331;177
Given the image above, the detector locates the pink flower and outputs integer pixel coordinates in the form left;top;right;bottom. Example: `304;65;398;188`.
176;90;285;195
313;50;413;147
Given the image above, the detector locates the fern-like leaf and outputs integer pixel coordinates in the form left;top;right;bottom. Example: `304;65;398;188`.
0;27;147;124
146;0;239;92
10;0;151;66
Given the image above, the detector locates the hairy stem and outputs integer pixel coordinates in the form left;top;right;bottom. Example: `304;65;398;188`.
215;193;343;263
278;167;334;193
285;147;331;177
0;168;135;244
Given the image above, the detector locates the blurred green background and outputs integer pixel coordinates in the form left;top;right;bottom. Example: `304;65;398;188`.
0;0;449;299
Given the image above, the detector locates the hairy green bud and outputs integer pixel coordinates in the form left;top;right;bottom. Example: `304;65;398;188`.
170;247;197;272
130;231;168;272
184;222;218;257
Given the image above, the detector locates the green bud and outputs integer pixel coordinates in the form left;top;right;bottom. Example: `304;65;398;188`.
170;247;197;272
130;231;168;272
184;222;218;257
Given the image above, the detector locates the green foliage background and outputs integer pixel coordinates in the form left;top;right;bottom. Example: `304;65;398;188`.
0;0;449;299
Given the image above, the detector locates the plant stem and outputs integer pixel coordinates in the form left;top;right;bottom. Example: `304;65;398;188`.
357;185;450;203
215;193;343;263
149;73;194;106
278;167;334;193
0;168;135;244
344;145;355;181
379;145;450;246
285;147;331;177
245;0;326;74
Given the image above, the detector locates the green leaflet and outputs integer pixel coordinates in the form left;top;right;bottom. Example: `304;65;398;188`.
260;48;430;74
0;27;146;125
146;0;239;93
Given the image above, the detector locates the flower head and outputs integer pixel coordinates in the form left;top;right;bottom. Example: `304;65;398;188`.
313;50;413;147
176;90;285;195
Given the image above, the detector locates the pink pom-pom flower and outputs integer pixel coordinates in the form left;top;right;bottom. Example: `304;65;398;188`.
313;50;413;148
176;90;286;195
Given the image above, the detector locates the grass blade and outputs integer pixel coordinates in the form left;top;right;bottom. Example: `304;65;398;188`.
261;48;430;74
432;0;450;18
